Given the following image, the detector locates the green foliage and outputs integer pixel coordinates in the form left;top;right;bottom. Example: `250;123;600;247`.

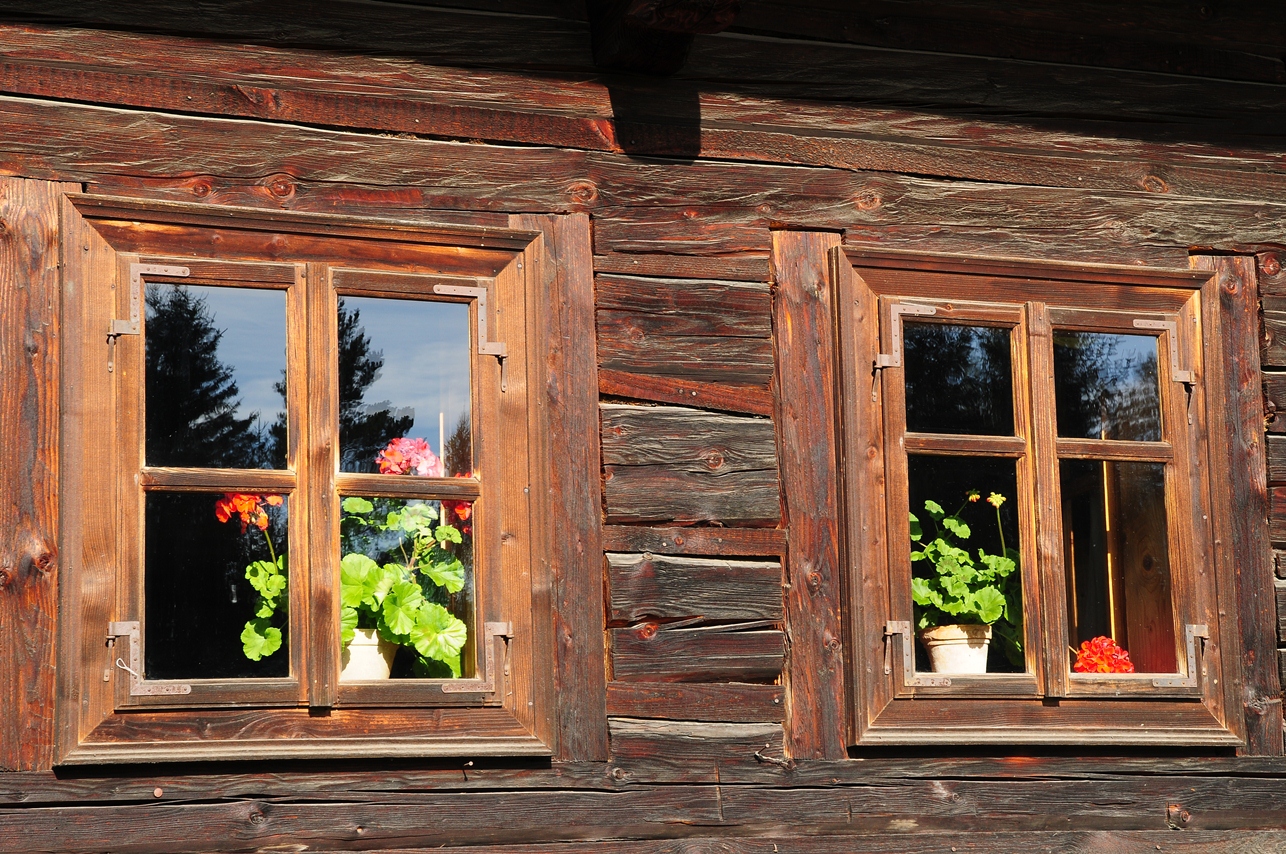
241;555;288;661
338;497;470;676
910;491;1023;665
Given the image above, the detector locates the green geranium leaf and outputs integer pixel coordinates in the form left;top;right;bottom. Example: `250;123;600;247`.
423;557;465;594
908;512;923;542
340;605;359;647
924;499;944;520
342;496;374;514
383;579;425;636
910;577;935;607
241;619;282;661
972;586;1006;624
340;553;381;608
434;524;463;546
941;516;971;539
409;603;467;674
395;502;438;536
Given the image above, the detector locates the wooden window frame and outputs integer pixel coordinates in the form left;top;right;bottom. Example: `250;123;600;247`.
55;194;574;764
833;247;1243;747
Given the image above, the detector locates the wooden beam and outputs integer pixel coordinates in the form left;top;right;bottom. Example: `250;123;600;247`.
588;0;739;74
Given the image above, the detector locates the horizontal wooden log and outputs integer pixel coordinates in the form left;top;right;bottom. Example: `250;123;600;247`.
1271;488;1286;543
599;369;773;416
611;626;785;682
1265;373;1286;434
596;275;771;337
609;718;783;763
1260;252;1286;295
601;404;780;525
597;316;774;385
1278;582;1286;643
600;525;786;556
1267;436;1286;484
594;253;769;283
605;682;785;721
1263;313;1286;367
607;552;782;621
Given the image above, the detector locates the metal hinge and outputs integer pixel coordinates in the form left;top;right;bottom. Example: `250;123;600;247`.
874;303;937;370
433;283;507;390
106;621;192;696
441;621;512;694
884;620;951;688
1132;318;1194;385
107;264;189;372
1152;623;1208;689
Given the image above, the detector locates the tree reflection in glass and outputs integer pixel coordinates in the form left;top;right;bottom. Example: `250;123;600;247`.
1053;332;1161;442
903;322;1014;436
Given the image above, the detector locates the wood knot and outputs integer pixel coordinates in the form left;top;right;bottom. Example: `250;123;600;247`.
33;551;56;575
189;180;212;198
854;190;883;211
265;175;296;199
1260;253;1282;277
247;809;266;825
702;451;725;470
0;218;8;236
0;568;11;588
1139;174;1169;194
637;622;659;639
566;181;598;204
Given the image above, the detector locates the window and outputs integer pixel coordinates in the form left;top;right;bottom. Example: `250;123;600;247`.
834;249;1240;746
57;195;565;763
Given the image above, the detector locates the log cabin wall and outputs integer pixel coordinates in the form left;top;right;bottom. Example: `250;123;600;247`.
2;1;1286;850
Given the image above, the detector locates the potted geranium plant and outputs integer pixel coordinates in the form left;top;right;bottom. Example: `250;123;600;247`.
219;437;470;680
910;490;1023;673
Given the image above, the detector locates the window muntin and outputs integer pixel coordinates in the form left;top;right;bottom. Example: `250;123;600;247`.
837;250;1236;746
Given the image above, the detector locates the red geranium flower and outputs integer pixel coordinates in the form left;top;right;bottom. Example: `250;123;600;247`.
215;493;283;533
1073;636;1135;674
443;472;474;535
376;437;443;477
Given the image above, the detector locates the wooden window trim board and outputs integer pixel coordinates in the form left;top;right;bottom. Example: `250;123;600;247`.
774;234;1261;752
54;194;603;765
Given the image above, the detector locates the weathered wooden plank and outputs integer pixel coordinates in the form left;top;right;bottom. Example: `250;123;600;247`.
599;369;774;416
600;525;786;556
594;253;770;283
601;404;780;526
771;230;847;761
736;1;1285;83
607;552;782;622
1277;583;1286;643
1198;254;1282;755
1;99;1285;269
595;275;771;336
609;718;783;765
1262;312;1286;368
1271;488;1286;543
0;177;66;772
611;626;785;682
605;682;785;722
1264;373;1286;434
597;315;774;385
1266;436;1286;484
514;212;608;760
1259;251;1286;296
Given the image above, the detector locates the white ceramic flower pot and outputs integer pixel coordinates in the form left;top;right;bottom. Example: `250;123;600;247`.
340;628;398;681
919;624;992;674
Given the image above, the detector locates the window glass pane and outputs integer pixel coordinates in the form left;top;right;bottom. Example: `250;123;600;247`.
145;284;288;469
338;297;472;476
1053;332;1161;441
144;491;289;679
903;322;1014;436
906;455;1024;672
339;495;474;680
1060;459;1176;674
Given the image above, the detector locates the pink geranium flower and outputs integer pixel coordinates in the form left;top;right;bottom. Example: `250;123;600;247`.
376;437;443;477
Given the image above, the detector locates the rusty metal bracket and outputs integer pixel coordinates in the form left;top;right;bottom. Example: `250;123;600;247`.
875;303;937;370
113;264;190;336
441;621;512;694
1152;624;1208;689
1132;318;1194;385
107;621;192;697
884;620;951;688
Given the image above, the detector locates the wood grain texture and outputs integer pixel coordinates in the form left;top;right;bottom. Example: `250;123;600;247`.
601;404;780;525
599;369;773;416
608;718;783;763
605;681;785;721
601;525;786;556
513;212;609;761
611;625;785;682
770;231;847;760
607;552;782;622
0;177;64;772
1194;255;1281;755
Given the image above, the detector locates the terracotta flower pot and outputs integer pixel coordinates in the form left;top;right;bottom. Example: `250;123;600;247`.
339;628;398;681
919;624;992;674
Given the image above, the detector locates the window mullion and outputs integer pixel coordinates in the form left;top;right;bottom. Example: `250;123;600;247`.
303;261;340;709
1026;301;1071;698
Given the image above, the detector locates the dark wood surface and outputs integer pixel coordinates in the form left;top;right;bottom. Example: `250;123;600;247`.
607;552;782;622
514;212;609;761
771;231;848;761
0;177;64;772
600;404;780;525
601;525;786;556
605;681;785;721
1197;255;1283;755
610;625;785;682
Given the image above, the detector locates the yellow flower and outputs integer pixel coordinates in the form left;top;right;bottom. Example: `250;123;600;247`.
987;492;1006;509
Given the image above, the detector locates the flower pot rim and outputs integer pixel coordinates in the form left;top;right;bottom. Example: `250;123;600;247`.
919;623;994;642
